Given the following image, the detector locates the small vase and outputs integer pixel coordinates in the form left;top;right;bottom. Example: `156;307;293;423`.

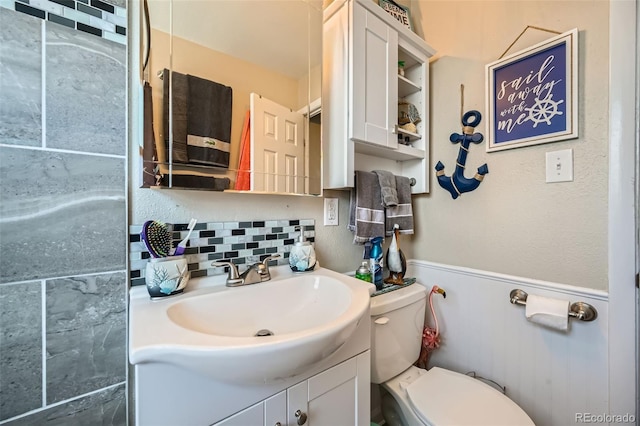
145;255;189;298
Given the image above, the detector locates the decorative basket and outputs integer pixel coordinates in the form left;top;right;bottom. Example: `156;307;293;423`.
398;101;421;125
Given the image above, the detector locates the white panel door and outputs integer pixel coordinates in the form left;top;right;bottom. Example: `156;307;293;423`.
250;93;305;194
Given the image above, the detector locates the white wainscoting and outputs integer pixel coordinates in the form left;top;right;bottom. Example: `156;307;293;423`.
406;260;609;426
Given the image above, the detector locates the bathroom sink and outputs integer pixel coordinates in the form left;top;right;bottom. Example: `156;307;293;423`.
129;266;373;384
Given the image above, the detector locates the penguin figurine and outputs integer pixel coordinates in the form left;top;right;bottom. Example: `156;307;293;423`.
384;224;407;285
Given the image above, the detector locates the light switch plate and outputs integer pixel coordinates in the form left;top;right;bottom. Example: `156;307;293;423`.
323;198;338;226
546;149;573;183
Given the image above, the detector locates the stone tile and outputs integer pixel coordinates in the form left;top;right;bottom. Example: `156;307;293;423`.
103;0;125;10
46;272;126;404
0;147;126;283
45;21;126;156
0;281;42;421
0;7;42;146
8;383;126;426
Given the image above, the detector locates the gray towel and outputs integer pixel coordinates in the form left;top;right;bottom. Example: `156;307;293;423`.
159;174;230;191
348;171;386;244
187;74;232;168
385;175;414;235
162;69;189;163
373;170;398;206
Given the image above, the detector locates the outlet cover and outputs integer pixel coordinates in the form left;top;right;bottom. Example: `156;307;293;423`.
324;198;338;226
546;149;573;183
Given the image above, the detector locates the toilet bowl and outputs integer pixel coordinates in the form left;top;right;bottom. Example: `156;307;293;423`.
370;284;534;426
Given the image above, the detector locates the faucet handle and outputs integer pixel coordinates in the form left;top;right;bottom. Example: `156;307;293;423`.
212;261;240;279
261;254;281;267
253;254;281;279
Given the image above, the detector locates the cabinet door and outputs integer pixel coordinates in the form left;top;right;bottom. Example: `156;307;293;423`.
287;381;309;426
214;401;264;426
351;1;398;149
215;391;286;426
307;357;358;426
265;391;287;426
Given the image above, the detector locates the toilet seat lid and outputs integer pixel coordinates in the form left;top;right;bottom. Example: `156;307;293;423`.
406;367;534;426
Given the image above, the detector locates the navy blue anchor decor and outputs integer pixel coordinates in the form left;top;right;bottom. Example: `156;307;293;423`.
435;110;489;199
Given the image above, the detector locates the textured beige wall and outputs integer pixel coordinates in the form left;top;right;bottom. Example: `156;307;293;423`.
404;0;610;290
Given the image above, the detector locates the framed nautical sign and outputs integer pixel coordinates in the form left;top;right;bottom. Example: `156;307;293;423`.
485;28;578;152
379;0;412;31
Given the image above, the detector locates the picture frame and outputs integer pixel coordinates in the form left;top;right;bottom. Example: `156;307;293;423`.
378;0;412;31
485;28;578;152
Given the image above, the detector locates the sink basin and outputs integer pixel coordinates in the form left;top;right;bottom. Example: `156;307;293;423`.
129;266;373;384
166;274;352;337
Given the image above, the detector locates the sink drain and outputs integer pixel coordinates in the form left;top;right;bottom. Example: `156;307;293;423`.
255;329;274;337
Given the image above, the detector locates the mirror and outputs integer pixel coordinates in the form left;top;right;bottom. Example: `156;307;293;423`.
143;0;322;195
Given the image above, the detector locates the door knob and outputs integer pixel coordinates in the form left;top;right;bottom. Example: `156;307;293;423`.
295;409;307;425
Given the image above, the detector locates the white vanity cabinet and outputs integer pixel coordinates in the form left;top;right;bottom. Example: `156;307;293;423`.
214;352;370;426
322;0;436;193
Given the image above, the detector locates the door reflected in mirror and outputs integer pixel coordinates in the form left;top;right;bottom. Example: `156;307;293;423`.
143;0;322;195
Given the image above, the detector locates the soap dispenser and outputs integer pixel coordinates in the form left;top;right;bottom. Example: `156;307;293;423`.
289;226;317;272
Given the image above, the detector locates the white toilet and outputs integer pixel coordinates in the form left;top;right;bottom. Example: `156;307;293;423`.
370;284;535;426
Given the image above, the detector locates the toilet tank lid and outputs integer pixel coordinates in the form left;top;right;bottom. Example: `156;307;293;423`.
407;367;535;426
370;284;427;316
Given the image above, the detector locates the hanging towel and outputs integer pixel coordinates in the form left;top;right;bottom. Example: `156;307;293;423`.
373;170;398;207
186;74;232;168
235;110;251;190
348;171;385;244
143;81;159;187
385;175;414;235
162;69;189;164
159;174;230;191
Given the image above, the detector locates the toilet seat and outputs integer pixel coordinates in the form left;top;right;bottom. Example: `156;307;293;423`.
405;367;535;426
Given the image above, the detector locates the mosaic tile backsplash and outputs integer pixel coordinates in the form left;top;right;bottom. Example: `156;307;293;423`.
1;0;126;45
129;219;316;286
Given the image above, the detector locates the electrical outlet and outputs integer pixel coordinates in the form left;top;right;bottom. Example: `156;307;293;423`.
546;149;573;183
324;198;338;226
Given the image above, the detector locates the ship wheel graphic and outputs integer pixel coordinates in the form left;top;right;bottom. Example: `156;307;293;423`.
525;94;564;128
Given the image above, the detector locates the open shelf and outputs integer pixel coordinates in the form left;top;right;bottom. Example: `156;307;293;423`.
398;74;421;98
354;139;425;161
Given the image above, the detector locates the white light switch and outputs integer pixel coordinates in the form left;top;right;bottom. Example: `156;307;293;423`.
545;149;573;183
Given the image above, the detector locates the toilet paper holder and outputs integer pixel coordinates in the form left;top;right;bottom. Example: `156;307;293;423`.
509;289;598;322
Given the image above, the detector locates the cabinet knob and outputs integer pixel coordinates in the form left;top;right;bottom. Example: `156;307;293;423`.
295;409;308;425
274;423;282;426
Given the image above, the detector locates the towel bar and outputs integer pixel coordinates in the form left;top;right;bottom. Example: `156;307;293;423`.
355;172;416;186
509;289;597;322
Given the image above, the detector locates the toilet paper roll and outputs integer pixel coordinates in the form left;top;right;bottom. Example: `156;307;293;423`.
525;294;569;331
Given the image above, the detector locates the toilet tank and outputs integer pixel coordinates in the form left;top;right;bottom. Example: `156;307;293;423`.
370;284;427;384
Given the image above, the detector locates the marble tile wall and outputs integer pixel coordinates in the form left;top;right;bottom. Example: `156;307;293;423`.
0;4;126;425
129;220;316;287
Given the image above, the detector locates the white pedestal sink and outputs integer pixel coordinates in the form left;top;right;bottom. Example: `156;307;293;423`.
129;265;374;384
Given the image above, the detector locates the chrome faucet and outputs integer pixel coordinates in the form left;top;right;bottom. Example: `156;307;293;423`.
212;254;281;287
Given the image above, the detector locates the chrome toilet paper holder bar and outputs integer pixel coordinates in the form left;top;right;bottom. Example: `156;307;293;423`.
509;289;598;322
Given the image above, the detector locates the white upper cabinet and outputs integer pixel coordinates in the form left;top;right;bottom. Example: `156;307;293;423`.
322;0;436;193
351;4;398;148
